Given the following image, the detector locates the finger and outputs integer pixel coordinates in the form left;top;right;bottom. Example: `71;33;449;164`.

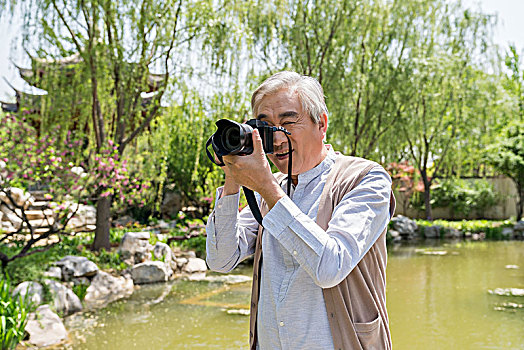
252;129;264;155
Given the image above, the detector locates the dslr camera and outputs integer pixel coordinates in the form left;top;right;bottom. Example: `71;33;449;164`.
206;118;289;166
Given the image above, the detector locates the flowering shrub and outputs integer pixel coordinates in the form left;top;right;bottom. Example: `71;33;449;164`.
0;114;148;267
386;161;424;212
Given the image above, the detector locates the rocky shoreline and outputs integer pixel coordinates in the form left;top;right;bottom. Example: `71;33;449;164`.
12;231;209;348
388;215;524;241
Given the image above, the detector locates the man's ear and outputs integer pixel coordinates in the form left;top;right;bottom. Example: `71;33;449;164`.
319;113;328;138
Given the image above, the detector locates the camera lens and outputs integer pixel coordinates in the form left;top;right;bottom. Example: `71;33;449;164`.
223;127;241;151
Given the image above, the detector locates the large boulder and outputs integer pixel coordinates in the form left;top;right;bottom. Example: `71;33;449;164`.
43;279;83;316
25;305;68;348
390;215;418;238
54;255;99;281
12;281;44;306
84;271;134;309
119;231;153;265
131;261;171;284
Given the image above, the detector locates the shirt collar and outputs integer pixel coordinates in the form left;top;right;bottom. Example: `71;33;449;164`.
296;144;337;184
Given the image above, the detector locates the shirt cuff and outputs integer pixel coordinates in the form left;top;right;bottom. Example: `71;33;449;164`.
262;195;302;238
214;187;241;215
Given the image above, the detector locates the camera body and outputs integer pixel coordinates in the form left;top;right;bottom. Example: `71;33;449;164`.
211;118;275;158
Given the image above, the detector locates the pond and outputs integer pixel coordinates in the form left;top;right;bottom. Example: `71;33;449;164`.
65;241;524;349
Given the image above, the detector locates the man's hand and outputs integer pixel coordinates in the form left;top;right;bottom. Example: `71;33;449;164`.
221;129;285;209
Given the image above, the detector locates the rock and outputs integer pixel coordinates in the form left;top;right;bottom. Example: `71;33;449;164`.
423;225;442;239
204;275;252;284
119;231;152;265
0;205;23;230
390;215;418;237
44;266;62;279
488;288;524;297
131;261;171;284
113;215;135;227
225;308;250;316
55;255;99;281
186;272;207;281
388;229;402;242
444;228;462;239
161;185;182;220
182;257;208;274
43;279;83;316
66;204;96;231
25;305;68;347
501;228;514;238
175;257;188;269
84;271;134;309
71;277;90;286
472;232;486;241
153;242;173;262
422;250;447;256
514;220;524;232
12;281;44;306
0;187;34;207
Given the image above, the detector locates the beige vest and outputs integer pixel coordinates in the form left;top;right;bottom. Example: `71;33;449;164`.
249;156;396;350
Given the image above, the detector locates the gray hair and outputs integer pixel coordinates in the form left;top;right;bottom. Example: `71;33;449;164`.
251;71;328;124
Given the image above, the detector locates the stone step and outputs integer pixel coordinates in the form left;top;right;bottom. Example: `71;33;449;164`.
29;201;51;210
27;217;56;228
24;209;54;221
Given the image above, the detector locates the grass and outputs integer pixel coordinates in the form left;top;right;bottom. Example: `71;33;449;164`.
0;275;33;350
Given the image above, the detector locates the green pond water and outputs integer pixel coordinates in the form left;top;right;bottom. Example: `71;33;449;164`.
65;241;524;349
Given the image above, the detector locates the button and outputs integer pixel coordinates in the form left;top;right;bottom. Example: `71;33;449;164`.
218;204;222;209
293;250;297;256
279;321;284;327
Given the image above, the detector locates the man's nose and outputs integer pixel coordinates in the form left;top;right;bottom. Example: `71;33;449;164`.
273;130;287;148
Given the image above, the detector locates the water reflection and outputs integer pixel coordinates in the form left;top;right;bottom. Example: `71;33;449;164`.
65;242;523;349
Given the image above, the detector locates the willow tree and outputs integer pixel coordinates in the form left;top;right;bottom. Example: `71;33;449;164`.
245;0;435;162
398;2;496;220
9;0;236;249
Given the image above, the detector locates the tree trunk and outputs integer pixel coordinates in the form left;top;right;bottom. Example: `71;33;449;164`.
420;170;433;221
517;184;523;222
93;195;112;250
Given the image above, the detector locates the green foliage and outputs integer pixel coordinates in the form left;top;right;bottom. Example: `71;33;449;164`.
423;178;499;216
71;283;88;301
486;121;524;220
0;276;32;350
414;219;513;240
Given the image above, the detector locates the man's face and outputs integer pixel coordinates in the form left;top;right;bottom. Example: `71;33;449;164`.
256;88;328;179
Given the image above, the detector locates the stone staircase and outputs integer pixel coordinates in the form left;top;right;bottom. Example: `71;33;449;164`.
1;190;96;236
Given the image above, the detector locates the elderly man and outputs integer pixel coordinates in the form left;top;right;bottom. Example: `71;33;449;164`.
206;71;395;350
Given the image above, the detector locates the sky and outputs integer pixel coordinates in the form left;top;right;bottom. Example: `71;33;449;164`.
0;0;524;101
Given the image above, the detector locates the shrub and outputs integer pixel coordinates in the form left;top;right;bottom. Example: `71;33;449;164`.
412;178;499;217
0;275;32;350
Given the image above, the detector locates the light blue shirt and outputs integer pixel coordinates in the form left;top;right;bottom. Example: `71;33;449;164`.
206;148;392;349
